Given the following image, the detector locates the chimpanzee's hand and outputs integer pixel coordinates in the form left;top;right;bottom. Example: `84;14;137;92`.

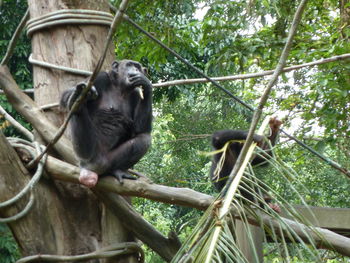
67;83;98;111
269;117;282;131
128;74;152;90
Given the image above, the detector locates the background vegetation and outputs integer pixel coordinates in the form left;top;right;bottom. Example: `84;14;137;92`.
1;0;349;262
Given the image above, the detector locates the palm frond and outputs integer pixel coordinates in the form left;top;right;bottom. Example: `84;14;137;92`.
171;118;328;263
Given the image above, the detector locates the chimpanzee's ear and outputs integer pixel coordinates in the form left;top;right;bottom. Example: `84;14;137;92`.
112;61;119;69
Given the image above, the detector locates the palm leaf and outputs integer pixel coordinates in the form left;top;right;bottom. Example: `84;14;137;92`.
171;117;326;263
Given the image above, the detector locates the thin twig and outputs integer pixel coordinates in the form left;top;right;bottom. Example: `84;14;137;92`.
153;53;350;88
1;9;29;65
2;53;349;91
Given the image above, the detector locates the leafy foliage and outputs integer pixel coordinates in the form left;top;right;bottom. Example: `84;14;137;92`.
0;0;32;138
0;224;19;263
1;0;350;261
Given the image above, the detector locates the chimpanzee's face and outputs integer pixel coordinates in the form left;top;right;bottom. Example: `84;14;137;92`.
111;60;147;90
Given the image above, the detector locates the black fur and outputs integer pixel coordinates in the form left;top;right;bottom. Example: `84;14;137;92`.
60;60;152;179
210;119;281;206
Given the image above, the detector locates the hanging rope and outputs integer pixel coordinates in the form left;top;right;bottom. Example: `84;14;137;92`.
0;139;46;223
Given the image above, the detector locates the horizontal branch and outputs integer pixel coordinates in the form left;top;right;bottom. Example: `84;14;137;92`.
47;154;350;257
12;141;350;258
153;53;350;88
3;54;349;94
260;214;350;257
93;190;180;262
44;154;213;210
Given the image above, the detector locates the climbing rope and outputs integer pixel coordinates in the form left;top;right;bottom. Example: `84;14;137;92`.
26;9;113;37
28;54;91;76
0;139;46;223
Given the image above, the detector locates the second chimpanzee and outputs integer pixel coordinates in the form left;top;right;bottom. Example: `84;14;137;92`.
60;60;152;188
210;118;282;211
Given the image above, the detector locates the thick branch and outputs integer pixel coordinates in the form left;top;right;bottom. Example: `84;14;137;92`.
44;154;213;210
93;190;180;262
13;143;350;258
46;156;181;261
0;65;77;164
260;214;350;257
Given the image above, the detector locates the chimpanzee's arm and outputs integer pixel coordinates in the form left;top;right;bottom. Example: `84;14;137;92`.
134;88;152;133
267;117;282;145
252;118;282;165
60;87;76;110
60;82;100;161
60;83;98;112
69;110;97;161
212;130;263;149
129;74;153;134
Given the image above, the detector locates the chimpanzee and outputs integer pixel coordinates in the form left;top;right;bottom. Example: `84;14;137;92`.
60;60;152;188
210;117;282;212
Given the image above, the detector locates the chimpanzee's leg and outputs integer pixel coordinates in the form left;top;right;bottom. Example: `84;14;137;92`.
79;168;99;188
103;133;151;183
70;109;98;161
61;85;100;188
70;111;100;188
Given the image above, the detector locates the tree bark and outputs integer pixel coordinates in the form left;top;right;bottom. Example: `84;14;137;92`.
0;0;137;262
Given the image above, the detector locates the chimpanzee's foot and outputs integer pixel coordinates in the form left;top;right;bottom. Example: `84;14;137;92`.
112;170;137;184
79;168;98;188
268;203;281;213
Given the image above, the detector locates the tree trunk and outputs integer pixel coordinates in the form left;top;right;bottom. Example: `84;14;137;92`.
2;0;137;262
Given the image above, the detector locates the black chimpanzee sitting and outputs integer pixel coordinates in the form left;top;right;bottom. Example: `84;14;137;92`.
60;60;152;188
210;117;282;212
